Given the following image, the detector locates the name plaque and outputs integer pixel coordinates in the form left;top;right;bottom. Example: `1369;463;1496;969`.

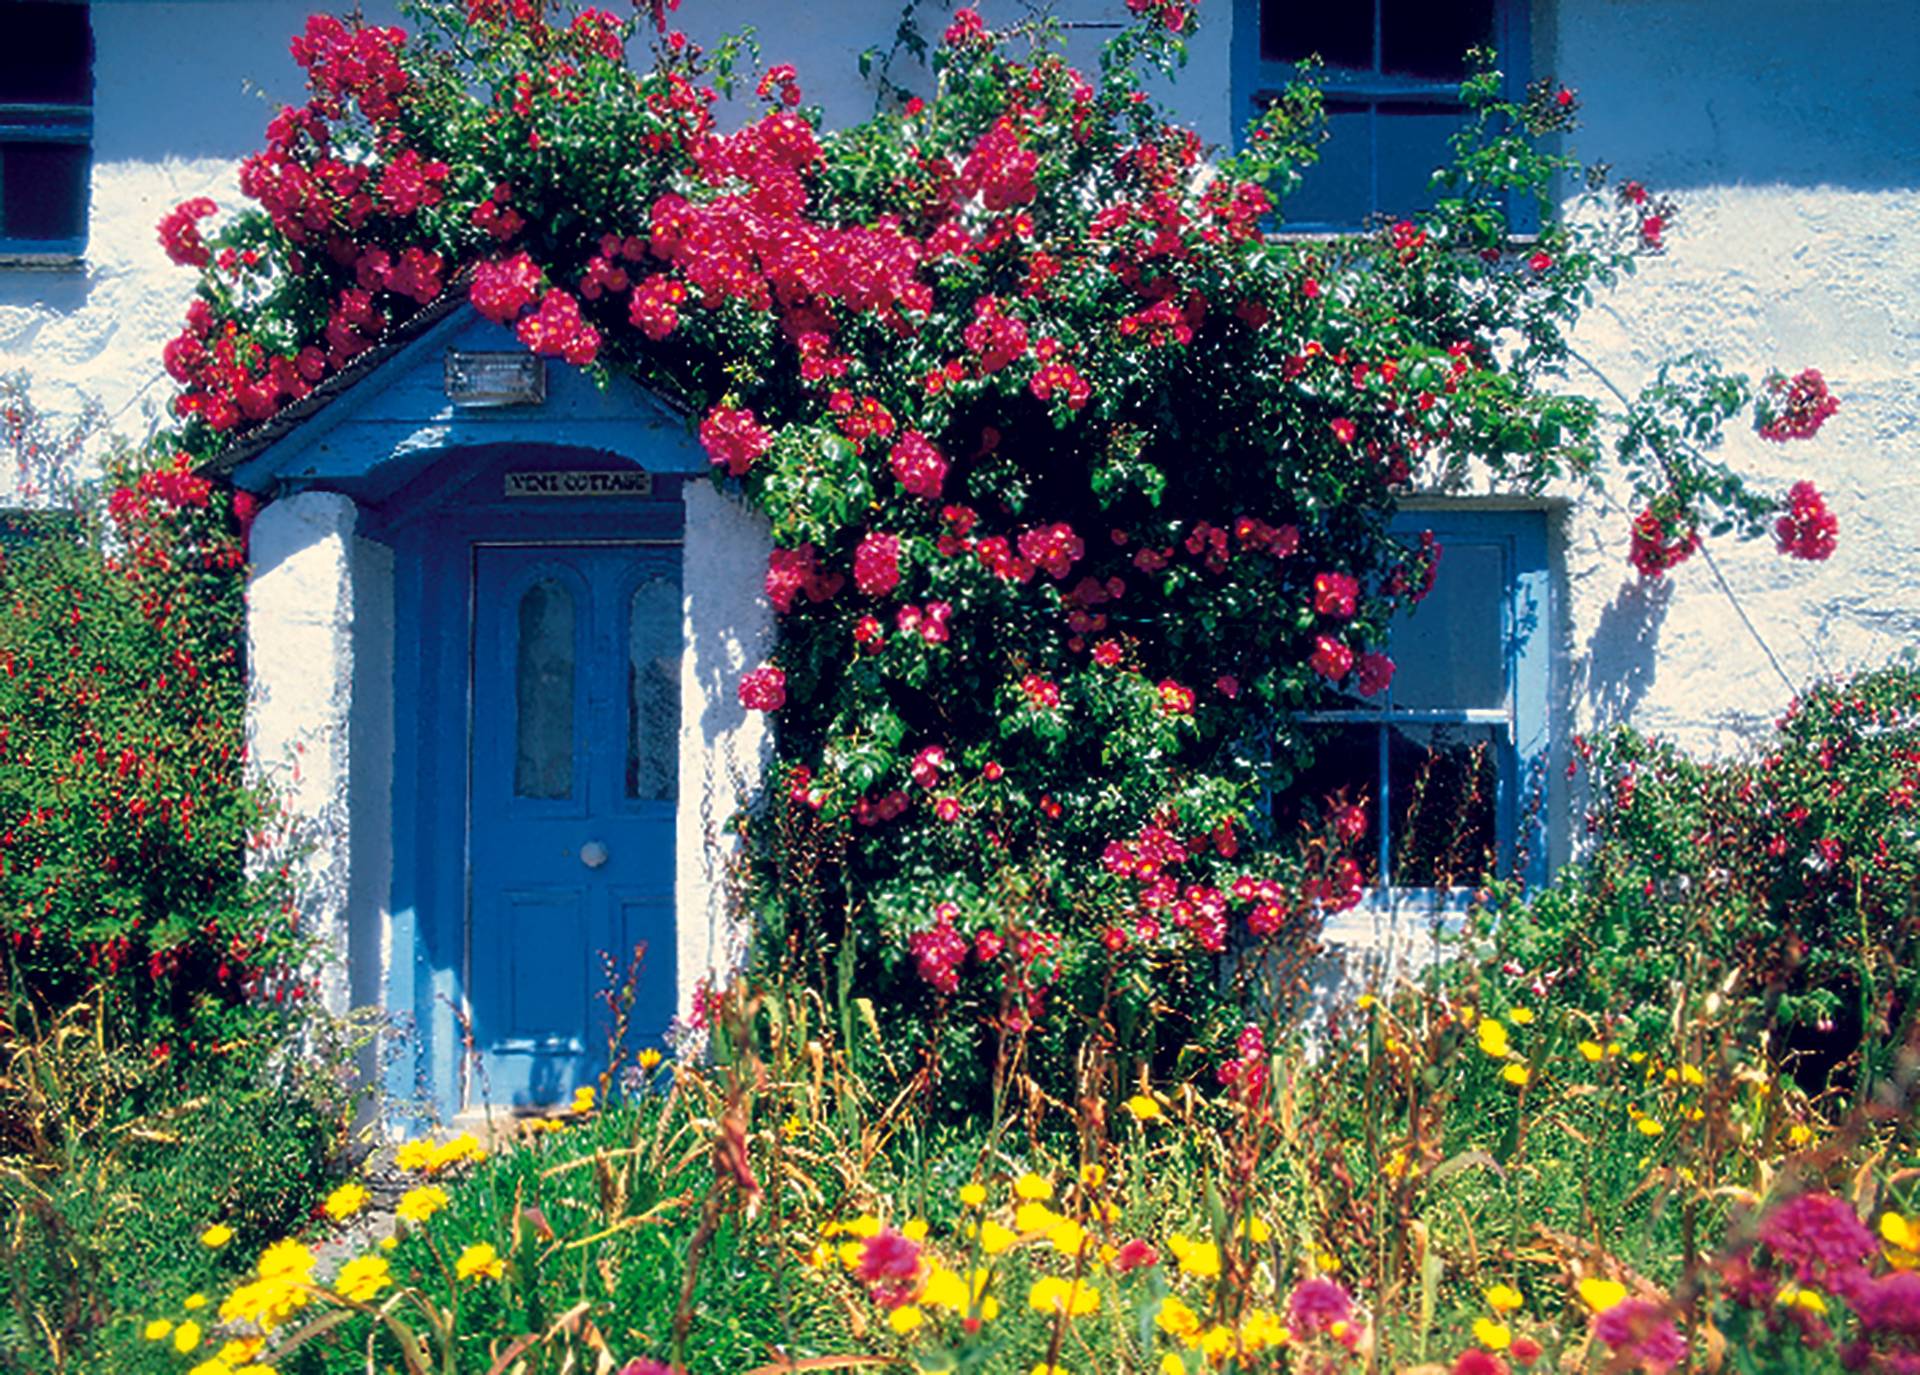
504;469;653;499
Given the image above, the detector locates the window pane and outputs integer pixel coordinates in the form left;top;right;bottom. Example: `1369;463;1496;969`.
1260;0;1372;68
2;142;88;242
1390;539;1504;709
1277;722;1381;883
514;579;575;800
625;576;679;802
1373;102;1463;217
1380;0;1493;81
0;4;91;105
1387;722;1498;886
1280;99;1370;227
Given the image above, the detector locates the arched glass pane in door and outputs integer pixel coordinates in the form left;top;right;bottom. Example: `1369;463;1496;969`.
514;578;575;799
626;575;680;801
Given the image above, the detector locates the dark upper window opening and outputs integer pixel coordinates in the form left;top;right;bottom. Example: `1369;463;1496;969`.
0;1;94;261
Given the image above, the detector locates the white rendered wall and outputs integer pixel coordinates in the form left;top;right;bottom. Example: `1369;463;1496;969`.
674;481;776;1032
244;490;360;1013
1550;0;1920;759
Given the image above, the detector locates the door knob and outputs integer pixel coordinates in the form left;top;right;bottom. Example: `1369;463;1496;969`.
580;840;609;869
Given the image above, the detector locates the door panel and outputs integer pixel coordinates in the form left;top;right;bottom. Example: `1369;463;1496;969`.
469;543;680;1109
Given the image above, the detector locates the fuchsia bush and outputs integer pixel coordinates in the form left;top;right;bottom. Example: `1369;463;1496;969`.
134;0;1845;1086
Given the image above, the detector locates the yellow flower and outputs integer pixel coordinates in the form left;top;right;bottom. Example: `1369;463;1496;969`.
1049;1218;1090;1257
335;1254;392;1302
1124;1094;1163;1122
888;1305;924;1334
1014;1173;1053;1201
217;1338;265;1365
396;1185;450;1223
1028;1275;1099;1317
1029;1365;1069;1375
1777;1284;1828;1315
456;1242;506;1282
428;1132;486;1171
1356;994;1377;1010
1160;1355;1188;1375
258;1239;317;1281
200;1224;234;1249
959;1182;987;1208
1484;1283;1524;1314
1502;1064;1531;1087
394;1138;437;1171
183;1294;208;1311
187;1361;232;1375
322;1182;369;1221
1079;1163;1106;1188
638;1048;663;1070
1788;1123;1815;1147
174;1320;204;1353
781;1114;804;1141
844;1214;883;1239
920;1266;969;1313
1578;1039;1605;1062
1579;1277;1628;1313
1158;1294;1201;1341
1241;1307;1288;1350
1508;1007;1534;1025
1013;1201;1061;1236
1172;1237;1221;1279
143;1319;174;1341
1681;1064;1706;1086
903;1218;930;1242
1383;1147;1418;1180
378;1235;399;1251
1238;1215;1272;1243
1636;1117;1665;1138
1880;1212;1920;1269
1473;1318;1511;1351
1477;1019;1511;1059
572;1086;596;1114
980;1220;1018;1255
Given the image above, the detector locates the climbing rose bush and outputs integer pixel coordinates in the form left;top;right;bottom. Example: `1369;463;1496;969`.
141;0;1841;1086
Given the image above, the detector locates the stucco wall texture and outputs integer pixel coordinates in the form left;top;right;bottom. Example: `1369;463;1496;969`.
3;0;1913;774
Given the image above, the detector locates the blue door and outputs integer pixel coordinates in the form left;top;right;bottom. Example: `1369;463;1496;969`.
469;543;680;1108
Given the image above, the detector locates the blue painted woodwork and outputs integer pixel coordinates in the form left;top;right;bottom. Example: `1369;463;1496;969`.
469;544;679;1108
377;446;687;1117
229;307;709;500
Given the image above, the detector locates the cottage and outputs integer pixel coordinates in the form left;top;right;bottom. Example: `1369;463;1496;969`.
2;0;1913;1122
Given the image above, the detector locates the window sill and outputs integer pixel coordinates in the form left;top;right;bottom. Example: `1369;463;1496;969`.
0;249;86;271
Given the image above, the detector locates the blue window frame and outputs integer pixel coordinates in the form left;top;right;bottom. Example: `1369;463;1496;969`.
0;2;92;261
1283;509;1551;893
1232;0;1530;232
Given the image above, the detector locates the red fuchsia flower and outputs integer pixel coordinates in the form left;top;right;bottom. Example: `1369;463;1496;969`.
628;275;688;341
909;903;968;993
1156;680;1196;715
1215;674;1240;698
1639;214;1666;249
1330;417;1357;444
615;1360;673;1375
1092;639;1123;667
963;296;1029;372
472;184;525;241
569;8;626;61
1313;570;1360;618
515;289;600;365
737;665;786;712
943;6;987;46
157;198;218;267
376;149;449;216
1018;522;1084;580
857;1227;924;1306
764;544;841;613
1310;634;1353;682
471;253;543;324
1021;674;1061;709
1628;505;1699;578
1110;1239;1159;1273
1332;802;1368;844
1509;1336;1543;1368
1757;368;1839;442
1846;1270;1920;1370
1774;480;1838;561
1355;651;1395;697
1528;251;1552;273
699;405;773;477
934;796;962;822
756;63;802;107
888;431;947;500
853;789;910;827
1452;1352;1508;1375
1029;359;1090;410
1593;1299;1687;1373
853;614;883;649
910;745;946;788
853;531;902;596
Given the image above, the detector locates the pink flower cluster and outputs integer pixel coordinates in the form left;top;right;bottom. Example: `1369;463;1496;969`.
1017;523;1084;580
1628;505;1699;579
515;289;601;365
156;198;218;268
764;544;843;613
698;405;774;477
887;431;947;500
1774;480;1838;561
910;902;970;993
289;14;409;125
737;665;787;712
1757;368;1839;442
853;531;902;596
